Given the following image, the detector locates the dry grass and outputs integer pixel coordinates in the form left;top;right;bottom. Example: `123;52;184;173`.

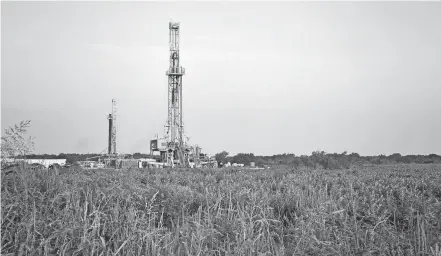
1;164;441;255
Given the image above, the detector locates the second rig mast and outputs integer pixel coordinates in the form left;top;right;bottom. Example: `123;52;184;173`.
108;99;117;155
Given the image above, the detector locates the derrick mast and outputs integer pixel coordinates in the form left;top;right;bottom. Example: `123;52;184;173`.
108;99;117;155
150;22;217;168
165;22;185;148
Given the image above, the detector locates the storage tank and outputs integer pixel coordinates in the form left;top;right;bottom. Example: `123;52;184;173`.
250;162;255;167
195;146;201;159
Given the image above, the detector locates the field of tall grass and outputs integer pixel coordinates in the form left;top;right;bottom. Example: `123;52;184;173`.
2;164;441;255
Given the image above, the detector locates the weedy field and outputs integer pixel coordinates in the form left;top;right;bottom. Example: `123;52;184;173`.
1;164;441;256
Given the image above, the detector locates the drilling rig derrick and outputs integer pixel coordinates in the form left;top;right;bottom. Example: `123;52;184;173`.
108;99;117;156
150;22;217;169
104;99;124;168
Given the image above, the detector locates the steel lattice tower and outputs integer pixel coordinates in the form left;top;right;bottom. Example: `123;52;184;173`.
149;22;217;168
165;22;185;148
107;99;117;155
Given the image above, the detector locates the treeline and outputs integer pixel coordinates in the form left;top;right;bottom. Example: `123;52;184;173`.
215;151;441;169
24;151;441;168
25;153;157;164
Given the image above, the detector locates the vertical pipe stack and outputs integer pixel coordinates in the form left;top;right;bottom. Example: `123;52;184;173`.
108;114;113;155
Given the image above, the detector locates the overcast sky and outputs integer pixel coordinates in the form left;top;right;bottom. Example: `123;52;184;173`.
2;1;441;156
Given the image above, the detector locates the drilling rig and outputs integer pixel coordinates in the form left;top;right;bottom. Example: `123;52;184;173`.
108;99;117;155
150;22;217;168
104;99;126;168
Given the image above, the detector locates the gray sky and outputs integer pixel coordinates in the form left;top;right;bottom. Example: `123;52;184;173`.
2;1;441;156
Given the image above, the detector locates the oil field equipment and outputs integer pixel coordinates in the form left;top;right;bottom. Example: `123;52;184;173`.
150;22;217;168
108;99;117;156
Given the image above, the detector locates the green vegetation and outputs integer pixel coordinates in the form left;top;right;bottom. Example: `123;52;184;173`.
1;120;34;162
22;151;441;167
225;151;441;168
2;164;441;255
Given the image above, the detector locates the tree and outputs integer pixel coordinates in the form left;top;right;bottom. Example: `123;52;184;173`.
215;151;229;164
1;120;35;163
311;151;326;169
232;153;255;166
